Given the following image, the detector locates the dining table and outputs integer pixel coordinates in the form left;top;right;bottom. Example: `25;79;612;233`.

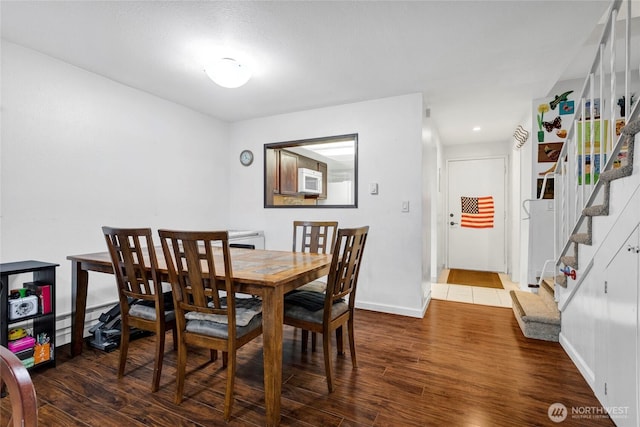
66;246;331;426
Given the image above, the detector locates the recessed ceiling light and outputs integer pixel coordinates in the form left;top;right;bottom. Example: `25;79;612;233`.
473;126;481;132
205;58;252;89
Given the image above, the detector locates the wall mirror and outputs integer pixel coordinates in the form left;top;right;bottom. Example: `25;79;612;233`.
264;133;358;208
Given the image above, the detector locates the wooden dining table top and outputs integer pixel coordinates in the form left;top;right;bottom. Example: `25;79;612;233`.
68;246;331;291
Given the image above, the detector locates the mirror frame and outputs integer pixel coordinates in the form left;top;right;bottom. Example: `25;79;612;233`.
263;133;358;209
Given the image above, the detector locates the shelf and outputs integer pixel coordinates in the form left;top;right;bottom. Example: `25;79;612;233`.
1;260;58;372
6;312;55;326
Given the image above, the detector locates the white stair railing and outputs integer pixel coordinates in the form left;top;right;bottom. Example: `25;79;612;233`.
555;0;639;268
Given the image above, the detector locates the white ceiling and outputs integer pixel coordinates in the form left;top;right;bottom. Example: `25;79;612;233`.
1;1;613;145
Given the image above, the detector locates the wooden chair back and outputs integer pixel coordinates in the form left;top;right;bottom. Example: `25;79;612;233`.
0;345;38;427
158;229;237;337
325;226;369;314
102;226;164;319
293;221;338;254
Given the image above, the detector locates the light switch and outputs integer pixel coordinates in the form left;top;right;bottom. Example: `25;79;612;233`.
369;183;378;195
401;201;410;212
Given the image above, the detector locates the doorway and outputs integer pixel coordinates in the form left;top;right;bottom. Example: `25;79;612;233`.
446;157;507;273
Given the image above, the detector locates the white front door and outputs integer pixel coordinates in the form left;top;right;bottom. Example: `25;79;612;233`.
447;157;506;272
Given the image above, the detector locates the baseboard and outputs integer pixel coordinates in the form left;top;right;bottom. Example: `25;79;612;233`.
559;331;596;393
55;298;430;346
355;297;429;318
54;300;118;347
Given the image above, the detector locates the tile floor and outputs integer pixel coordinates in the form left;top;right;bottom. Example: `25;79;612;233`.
431;269;518;308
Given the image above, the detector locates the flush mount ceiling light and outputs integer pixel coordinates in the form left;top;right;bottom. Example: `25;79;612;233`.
205;57;252;89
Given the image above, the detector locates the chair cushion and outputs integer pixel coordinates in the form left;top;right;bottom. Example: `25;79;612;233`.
285;290;345;311
129;304;175;322
295;280;326;293
186;313;262;339
129;291;175;321
284;291;348;324
185;296;262;327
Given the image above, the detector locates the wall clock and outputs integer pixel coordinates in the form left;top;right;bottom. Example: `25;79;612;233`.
240;149;254;166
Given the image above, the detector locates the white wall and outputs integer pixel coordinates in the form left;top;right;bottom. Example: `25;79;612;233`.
422;112;437;293
1;42;230;321
426;120;444;283
227;94;428;317
1;43;429;334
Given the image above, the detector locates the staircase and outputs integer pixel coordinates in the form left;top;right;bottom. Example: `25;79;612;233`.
510;119;638;342
560;121;637;270
510;279;560;341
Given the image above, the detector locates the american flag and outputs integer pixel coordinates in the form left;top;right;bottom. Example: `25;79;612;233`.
460;196;494;229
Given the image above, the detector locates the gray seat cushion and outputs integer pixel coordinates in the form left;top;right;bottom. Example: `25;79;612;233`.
284;291;348;324
128;291;175;321
186;313;262;339
295;280;326;293
129;304;175;322
183;296;263;339
185;296;262;327
284;290;327;311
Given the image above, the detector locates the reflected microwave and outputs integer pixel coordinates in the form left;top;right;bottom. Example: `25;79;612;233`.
298;168;323;194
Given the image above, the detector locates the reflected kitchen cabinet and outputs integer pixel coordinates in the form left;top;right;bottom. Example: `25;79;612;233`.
318;162;327;200
280;150;299;195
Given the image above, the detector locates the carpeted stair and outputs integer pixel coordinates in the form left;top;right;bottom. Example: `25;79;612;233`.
510;278;560;342
511;119;639;341
558;119;637;276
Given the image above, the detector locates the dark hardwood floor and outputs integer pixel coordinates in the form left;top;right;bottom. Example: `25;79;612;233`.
3;300;614;426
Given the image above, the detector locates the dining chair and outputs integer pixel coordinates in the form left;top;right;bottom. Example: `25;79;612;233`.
292;220;338;352
1;345;38;427
284;225;369;392
102;226;177;392
158;229;263;421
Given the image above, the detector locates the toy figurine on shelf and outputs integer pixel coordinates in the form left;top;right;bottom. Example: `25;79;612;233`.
617;94;636;117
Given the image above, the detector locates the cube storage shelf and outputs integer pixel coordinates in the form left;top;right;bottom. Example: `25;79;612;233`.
1;260;58;370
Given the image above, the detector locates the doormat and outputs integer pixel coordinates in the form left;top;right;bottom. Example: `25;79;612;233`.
446;269;503;289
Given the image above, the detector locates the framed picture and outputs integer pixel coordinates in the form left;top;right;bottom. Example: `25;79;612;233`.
538;142;563;163
578;154;601;185
536;178;554;199
559;100;574;115
616;118;624;136
584;98;601;120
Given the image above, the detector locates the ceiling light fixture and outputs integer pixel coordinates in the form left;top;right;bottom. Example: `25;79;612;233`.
473;126;481;132
205;57;252;89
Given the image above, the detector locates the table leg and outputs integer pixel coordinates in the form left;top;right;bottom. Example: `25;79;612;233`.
261;286;283;426
70;261;88;357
